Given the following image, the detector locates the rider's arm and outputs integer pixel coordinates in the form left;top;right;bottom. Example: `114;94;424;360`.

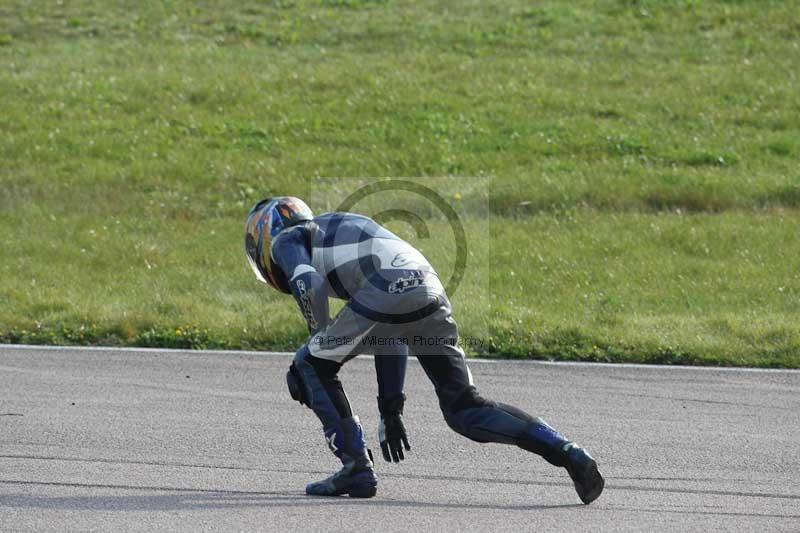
271;225;329;335
374;344;407;403
374;344;411;462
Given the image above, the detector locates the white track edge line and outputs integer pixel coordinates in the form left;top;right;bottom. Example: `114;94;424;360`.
1;343;798;373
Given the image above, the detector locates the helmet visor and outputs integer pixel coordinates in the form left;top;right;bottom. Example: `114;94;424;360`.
244;231;269;284
246;252;268;284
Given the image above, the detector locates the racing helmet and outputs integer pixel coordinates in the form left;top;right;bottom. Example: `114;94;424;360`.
244;196;314;292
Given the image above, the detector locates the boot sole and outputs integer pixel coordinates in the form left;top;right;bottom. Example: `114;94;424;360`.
306;481;377;498
347;485;377;498
306;486;377;498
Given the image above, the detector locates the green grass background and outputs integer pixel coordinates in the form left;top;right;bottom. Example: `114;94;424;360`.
1;0;799;366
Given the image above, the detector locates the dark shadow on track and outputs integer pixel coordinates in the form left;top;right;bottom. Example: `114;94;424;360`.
0;480;583;512
3;454;799;502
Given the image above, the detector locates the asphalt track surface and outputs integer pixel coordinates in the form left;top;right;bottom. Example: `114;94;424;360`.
1;345;798;532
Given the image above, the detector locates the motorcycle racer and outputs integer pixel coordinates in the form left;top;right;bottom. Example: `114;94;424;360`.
244;196;604;503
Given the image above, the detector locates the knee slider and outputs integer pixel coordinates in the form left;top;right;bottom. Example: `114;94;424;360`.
286;364;307;406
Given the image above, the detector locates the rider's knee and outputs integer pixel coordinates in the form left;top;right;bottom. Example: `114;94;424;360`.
287;345;343;405
286;363;307;405
287;345;316;405
441;385;492;436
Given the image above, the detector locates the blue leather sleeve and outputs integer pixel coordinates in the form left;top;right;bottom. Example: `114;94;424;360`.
272;227;329;334
374;344;408;405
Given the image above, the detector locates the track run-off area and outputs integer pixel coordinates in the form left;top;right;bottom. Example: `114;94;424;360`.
1;345;798;532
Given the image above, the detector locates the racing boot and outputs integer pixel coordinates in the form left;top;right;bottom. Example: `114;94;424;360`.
306;416;378;498
516;417;604;505
562;442;605;505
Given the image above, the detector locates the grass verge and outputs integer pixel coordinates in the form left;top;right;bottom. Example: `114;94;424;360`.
1;1;799;366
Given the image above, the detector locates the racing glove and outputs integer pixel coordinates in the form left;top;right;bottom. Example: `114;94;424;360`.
377;393;411;463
